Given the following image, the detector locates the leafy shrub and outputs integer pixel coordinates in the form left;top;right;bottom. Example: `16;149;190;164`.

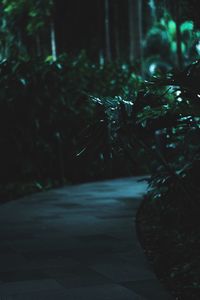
79;59;200;223
0;52;141;191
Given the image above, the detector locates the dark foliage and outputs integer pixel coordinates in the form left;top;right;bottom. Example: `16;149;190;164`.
80;59;200;222
78;59;200;298
0;52;141;199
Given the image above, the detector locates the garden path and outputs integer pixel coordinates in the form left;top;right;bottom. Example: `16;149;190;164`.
0;177;174;299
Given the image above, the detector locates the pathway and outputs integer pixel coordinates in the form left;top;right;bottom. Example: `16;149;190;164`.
0;177;174;299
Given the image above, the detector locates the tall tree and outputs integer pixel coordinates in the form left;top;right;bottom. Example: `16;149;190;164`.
104;0;112;62
128;0;144;75
113;1;120;61
50;20;57;61
128;0;135;64
138;0;144;75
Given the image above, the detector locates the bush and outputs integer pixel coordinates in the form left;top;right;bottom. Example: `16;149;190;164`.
0;52;141;192
80;59;200;222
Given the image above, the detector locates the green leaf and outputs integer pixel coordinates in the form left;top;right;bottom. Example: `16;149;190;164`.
180;21;194;32
167;20;176;36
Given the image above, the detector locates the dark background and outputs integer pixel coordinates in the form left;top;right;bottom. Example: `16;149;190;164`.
54;0;200;60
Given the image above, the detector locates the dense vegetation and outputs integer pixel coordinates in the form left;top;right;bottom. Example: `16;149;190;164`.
0;53;142;199
138;62;200;300
81;59;200;299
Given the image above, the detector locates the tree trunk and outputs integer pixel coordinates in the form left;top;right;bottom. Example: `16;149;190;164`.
50;21;57;61
36;35;42;57
114;1;120;62
138;0;144;76
104;0;112;62
175;0;183;69
128;0;135;64
128;0;144;75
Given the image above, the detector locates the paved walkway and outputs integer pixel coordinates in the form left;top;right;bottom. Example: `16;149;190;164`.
0;177;174;299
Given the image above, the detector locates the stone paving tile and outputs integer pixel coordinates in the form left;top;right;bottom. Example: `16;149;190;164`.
72;247;151;279
0;232;35;240
90;262;157;282
0;245;15;255
0;285;145;300
0;279;65;296
0;269;48;283
74;249;142;271
54;203;83;209
51;267;114;287
122;279;174;300
115;251;151;270
57;284;146;300
40;266;85;278
11;239;117;257
63;250;120;266
27;256;81;270
78;233;120;241
10;237;79;252
0;290;70;300
37;215;100;228
0;254;31;272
